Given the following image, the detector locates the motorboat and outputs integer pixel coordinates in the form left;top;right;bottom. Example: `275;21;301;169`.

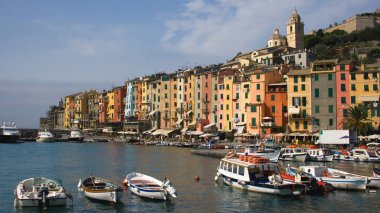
280;166;335;195
237;145;281;163
124;172;177;200
0;122;21;143
14;177;71;207
300;166;367;190
78;176;123;203
306;146;334;162
215;154;302;196
334;148;380;162
69;129;84;142
279;146;307;162
36;130;54;143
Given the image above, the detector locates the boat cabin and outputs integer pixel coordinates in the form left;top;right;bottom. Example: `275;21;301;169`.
307;148;332;156
219;157;280;183
352;149;378;158
301;166;328;177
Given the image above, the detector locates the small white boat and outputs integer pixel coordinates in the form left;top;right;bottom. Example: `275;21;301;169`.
69;129;84;142
306;147;334;162
279;147;307;162
78;176;123;203
124;172;177;200
334;148;380;162
0;122;21;143
300;166;367;190
14;177;71;207
36;131;54;143
215;155;302;196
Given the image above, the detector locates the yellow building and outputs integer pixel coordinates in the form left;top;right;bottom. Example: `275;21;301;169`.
350;64;380;131
64;95;75;129
107;90;115;122
287;69;312;133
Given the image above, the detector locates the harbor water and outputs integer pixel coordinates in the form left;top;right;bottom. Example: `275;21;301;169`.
1;142;379;213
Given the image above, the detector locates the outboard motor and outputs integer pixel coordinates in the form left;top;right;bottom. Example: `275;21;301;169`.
37;186;49;208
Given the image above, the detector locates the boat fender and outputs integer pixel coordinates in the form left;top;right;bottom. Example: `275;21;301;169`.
214;175;219;182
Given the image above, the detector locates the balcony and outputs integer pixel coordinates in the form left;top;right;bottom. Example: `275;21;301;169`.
202;109;210;114
261;121;275;127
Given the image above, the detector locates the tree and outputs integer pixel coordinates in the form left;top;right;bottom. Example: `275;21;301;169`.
341;104;373;140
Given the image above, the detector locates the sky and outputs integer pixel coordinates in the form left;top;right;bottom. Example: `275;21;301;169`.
0;0;379;128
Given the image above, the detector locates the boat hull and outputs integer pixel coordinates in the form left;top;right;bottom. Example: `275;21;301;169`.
84;190;123;202
318;177;367;190
279;154;307;162
15;197;67;207
221;176;300;196
129;184;167;200
0;135;20;143
36;137;54;143
368;177;380;188
69;137;83;142
308;155;333;162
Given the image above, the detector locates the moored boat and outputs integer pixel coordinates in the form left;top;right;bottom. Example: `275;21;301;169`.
279;147;307;162
237;145;281;163
0;122;21;143
306;146;334;162
300;166;367;190
334;148;380;162
78;176;123;203
124;172;177;200
14;177;71;207
215;154;302;196
36;130;54;143
69;129;84;142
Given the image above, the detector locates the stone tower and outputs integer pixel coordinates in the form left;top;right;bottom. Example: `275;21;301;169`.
286;9;304;50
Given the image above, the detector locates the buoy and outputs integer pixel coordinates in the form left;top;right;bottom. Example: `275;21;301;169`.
214;176;219;182
122;179;128;186
195;176;200;181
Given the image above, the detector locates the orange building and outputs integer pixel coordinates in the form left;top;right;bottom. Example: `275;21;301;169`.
264;83;287;134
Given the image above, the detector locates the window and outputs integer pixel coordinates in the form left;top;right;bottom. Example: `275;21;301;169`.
351;73;356;80
295;121;299;129
220;114;223;120
220;94;224;99
343;109;348;117
328;105;333;113
220;104;223;110
301;76;305;82
257;84;260;90
351;84;356;91
256;95;261;102
256;74;260;79
198;103;200;109
282;106;287;113
236;103;239;110
245;93;248;99
271;95;275;101
340;64;345;70
227;95;230;100
364;73;369;79
214;95;217;100
341;73;346;80
329;119;333;126
301;84;305;91
226;104;229;110
341;84;346;92
315;119;320;126
226;84;230;90
198;92;200;100
364;85;369;92
164;84;168;89
374;84;378;91
341;97;346;104
315;105;320;114
251;118;256;126
294;85;298;92
271;106;275;113
351;96;356;104
373;73;378;79
314;74;319;81
301;97;307;106
294;76;298;83
227;114;230;121
251;105;257;112
328;88;333;97
236;93;240;99
328;74;333;80
303;121;307;129
315;88;319;98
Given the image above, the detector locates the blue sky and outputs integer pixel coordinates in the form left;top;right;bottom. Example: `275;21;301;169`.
0;0;379;128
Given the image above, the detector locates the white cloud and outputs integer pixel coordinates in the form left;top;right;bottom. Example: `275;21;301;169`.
162;0;379;57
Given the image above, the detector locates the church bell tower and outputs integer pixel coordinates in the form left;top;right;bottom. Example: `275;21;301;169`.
286;9;304;50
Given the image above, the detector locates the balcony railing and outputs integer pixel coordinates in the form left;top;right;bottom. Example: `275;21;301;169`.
260;121;275;127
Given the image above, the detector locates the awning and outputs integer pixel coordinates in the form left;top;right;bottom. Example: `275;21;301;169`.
187;131;204;136
152;129;177;136
288;106;300;115
143;128;157;134
175;119;183;126
181;127;188;134
148;110;157;116
186;110;193;116
200;133;215;138
236;122;246;126
204;123;216;128
236;125;245;134
358;96;379;102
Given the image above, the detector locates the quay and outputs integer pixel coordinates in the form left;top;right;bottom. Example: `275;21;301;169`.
190;149;229;158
